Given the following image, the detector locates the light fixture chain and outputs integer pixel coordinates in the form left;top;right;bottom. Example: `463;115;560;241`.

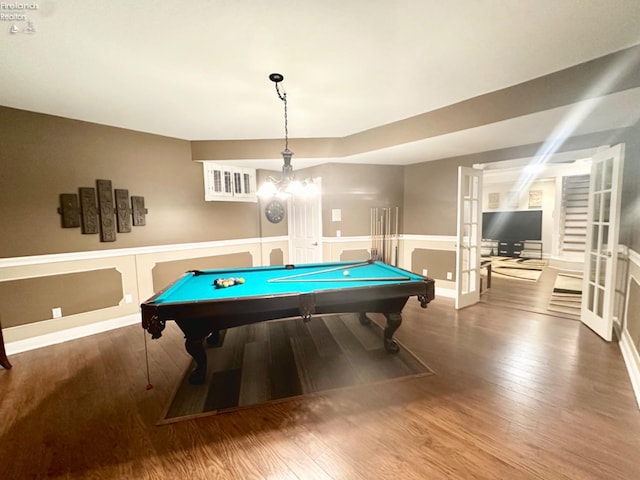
275;83;288;151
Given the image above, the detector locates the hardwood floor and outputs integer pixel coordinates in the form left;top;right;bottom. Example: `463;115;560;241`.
481;263;581;320
2;296;640;479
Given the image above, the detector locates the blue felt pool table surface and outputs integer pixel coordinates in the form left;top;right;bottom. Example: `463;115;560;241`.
152;260;427;304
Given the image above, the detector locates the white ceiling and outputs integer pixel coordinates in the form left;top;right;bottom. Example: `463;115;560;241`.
1;1;640;169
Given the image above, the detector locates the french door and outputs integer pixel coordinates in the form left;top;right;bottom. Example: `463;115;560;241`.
580;144;625;341
456;166;483;309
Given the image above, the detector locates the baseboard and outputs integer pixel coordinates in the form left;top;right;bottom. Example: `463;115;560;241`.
435;286;455;299
619;328;640;410
5;314;140;356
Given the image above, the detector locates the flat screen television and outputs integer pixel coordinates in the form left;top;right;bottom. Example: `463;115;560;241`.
482;210;542;241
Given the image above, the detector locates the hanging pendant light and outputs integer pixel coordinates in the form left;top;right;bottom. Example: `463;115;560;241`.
257;73;318;199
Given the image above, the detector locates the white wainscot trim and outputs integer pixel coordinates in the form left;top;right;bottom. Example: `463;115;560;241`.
401;234;457;243
5;314;139;355
323;235;458;244
0;237;265;268
260;235;289;244
322;236;371;243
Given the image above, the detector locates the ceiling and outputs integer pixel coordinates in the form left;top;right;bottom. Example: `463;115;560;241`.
2;1;640;170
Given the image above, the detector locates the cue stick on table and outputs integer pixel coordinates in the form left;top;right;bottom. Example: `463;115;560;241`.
268;276;411;283
268;261;372;282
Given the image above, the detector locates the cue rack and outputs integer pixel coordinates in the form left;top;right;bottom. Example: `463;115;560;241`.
370;206;399;266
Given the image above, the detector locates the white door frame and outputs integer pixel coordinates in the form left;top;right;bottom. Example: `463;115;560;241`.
288;177;323;264
456;166;483;309
580;144;625;341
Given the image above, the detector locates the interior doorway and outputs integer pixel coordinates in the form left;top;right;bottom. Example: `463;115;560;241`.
474;149;596;318
289;177;323;264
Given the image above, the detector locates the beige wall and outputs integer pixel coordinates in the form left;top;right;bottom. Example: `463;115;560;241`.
309;163;404;237
619;123;640;252
0;107;261;259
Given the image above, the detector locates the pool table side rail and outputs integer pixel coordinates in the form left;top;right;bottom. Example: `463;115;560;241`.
141;275;435;338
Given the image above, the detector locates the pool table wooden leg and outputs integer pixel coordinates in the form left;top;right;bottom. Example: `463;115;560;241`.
184;336;207;384
383;313;402;353
358;312;371;325
0;316;12;370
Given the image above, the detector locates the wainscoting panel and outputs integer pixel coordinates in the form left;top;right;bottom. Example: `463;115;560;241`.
621;249;640;409
0;268;123;328
1;238;278;349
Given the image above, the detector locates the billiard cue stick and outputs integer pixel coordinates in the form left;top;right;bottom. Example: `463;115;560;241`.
394;206;399;266
376;207;381;261
376;208;380;262
370;207;376;260
267;261;373;282
370;208;375;260
268;276;411;283
380;208;384;263
142;329;153;390
386;207;391;264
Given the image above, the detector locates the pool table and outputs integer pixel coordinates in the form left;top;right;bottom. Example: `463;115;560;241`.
141;260;435;384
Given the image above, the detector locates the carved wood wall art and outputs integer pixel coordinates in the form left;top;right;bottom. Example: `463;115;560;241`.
57;194;81;228
58;179;147;242
131;196;148;226
79;187;99;234
115;189;132;233
97;179;116;242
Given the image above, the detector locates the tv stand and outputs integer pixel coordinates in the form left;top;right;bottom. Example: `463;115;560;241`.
495;240;543;259
498;241;523;258
481;239;543;260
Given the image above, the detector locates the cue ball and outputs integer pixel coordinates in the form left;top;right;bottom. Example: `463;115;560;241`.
343;270;350;276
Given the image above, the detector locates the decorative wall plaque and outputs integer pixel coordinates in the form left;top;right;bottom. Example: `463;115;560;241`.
96;179;116;242
79;187;99;234
58;194;81;228
528;190;543;208
487;192;500;209
115;189;132;233
131;196;148;226
58;179;147;241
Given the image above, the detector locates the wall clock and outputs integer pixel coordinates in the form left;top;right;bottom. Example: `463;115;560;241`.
265;200;285;223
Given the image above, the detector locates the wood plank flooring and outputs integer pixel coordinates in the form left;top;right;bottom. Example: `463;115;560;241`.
481;264;581;320
1;293;640;479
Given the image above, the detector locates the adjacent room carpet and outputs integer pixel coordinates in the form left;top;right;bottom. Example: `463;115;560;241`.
548;272;583;317
490;257;547;282
160;314;433;424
